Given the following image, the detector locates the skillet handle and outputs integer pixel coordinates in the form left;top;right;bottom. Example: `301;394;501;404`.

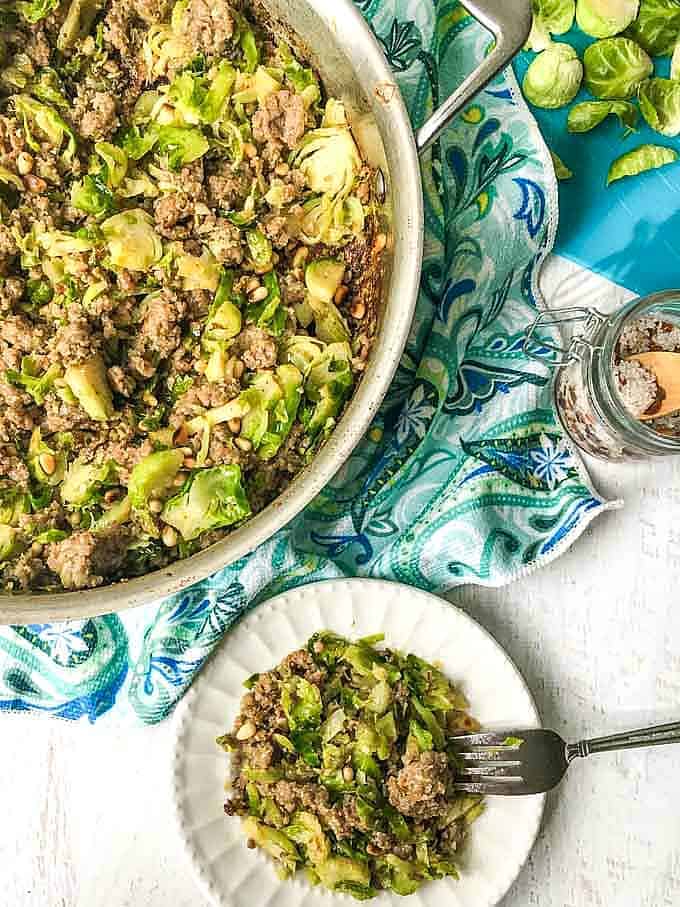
415;0;532;155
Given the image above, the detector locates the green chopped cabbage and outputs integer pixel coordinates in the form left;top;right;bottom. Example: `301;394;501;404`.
155;124;210;169
70;174;116;217
13;0;59;23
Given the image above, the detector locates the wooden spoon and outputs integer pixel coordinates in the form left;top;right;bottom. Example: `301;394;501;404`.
626;351;680;420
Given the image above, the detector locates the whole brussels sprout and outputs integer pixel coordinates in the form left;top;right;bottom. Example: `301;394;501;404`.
576;0;639;37
583;37;653;98
523;43;584;109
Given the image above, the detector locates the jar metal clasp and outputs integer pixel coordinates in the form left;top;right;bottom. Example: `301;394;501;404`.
524;307;608;367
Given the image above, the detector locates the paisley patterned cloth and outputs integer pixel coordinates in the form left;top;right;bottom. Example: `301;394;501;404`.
0;1;614;724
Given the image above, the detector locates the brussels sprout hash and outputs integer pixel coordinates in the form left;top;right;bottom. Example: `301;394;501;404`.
219;633;484;900
0;0;380;591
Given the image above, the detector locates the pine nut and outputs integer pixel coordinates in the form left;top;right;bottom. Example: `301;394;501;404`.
234;437;252;452
244;142;257;159
149;498;163;514
342;765;354;782
373;232;387;253
250;286;268;302
350;301;366;319
334;285;349;305
174;424;189;445
246;277;261;294
38;452;56;475
233;359;245;380
275;162;289;176
227;417;241;433
16;152;33;175
194;358;207;374
292;247;309;269
161;525;178;547
25;174;46;193
236;720;256;741
104;489;121;504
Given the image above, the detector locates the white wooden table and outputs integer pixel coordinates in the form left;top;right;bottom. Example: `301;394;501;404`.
2;259;680;907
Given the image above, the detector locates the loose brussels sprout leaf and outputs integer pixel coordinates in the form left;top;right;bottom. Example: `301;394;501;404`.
315;857;371;893
284;335;326;374
176;247;221;291
207;299;242;338
167;60;235;125
119;125;160;161
305;259;345;303
161;464;251;540
249;270;286;335
639;77;680;135
583;37;653;98
38;229;94;257
240;26;259;73
13;95;77;158
30;68;69;109
522;43;583;109
253;66;281;104
258;364;303;460
94;494;131;531
246;228;273;269
308;296;350;344
241;818;299;878
13;0;59;23
6;356;60;405
302;342;354;439
567;99;638;131
101;209;163;271
0;525;22;562
0;165;23;192
607;143;679;183
285;812;330;865
526;0;576;51
27;427;65;486
550;148;574;179
576;0;639;36
64;354;114;421
281;675;322;731
94;141;128;188
672;38;680;78
70;174;116;217
57;0;105;50
293;125;362;197
227;180;258;227
627;0;680;56
155;125;209;169
60;457;115;506
239;371;284;448
128;449;184;509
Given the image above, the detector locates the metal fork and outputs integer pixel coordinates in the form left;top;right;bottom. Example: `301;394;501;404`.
449;722;680;795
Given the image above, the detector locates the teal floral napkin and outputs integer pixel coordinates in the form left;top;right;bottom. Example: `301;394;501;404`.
0;1;612;724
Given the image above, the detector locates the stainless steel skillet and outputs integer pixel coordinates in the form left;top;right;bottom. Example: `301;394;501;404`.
2;0;531;624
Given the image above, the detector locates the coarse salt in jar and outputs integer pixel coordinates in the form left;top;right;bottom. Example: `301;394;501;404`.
525;292;680;461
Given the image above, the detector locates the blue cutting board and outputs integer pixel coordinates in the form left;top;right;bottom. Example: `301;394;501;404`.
513;27;680;298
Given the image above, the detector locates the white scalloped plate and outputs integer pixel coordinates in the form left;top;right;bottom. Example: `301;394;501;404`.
171;579;545;907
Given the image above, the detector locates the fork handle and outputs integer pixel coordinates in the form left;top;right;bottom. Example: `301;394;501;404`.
566;721;680;761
